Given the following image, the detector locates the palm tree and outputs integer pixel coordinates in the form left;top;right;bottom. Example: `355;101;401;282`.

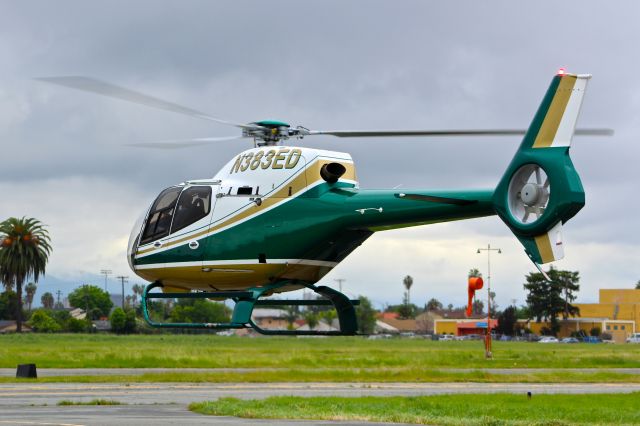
468;268;481;278
25;282;37;312
0;217;51;332
403;275;413;306
131;283;145;306
41;292;54;309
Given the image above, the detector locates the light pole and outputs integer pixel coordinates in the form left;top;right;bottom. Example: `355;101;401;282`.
334;278;345;293
477;244;501;359
100;269;112;293
116;275;128;309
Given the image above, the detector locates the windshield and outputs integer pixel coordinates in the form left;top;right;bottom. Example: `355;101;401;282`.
139;185;213;246
140;186;181;245
171;186;212;233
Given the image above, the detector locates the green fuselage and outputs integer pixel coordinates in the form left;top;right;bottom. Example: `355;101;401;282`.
133;182;494;289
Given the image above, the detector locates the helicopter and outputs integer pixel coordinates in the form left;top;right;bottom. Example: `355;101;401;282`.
40;70;608;335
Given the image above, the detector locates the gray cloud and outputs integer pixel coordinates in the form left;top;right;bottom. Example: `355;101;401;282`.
1;1;639;307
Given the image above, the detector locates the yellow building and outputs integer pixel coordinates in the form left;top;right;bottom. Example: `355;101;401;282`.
523;317;635;342
514;289;639;343
434;289;639;343
573;289;640;343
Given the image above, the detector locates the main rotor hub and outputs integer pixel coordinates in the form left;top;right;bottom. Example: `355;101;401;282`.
243;120;299;145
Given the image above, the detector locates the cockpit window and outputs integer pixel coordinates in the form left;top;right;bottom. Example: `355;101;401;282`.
140;186;182;245
171;186;212;234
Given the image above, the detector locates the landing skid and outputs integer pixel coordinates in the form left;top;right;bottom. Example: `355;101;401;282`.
141;281;360;336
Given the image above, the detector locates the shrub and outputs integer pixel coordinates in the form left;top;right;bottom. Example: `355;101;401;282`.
124;309;137;334
110;308;126;333
29;310;61;333
66;317;90;333
110;308;137;334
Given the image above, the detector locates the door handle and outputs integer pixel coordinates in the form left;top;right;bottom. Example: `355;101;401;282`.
188;240;200;250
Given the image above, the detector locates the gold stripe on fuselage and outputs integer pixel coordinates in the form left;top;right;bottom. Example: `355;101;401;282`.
135;158;355;257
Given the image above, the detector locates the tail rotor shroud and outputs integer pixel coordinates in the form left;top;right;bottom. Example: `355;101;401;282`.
493;72;590;265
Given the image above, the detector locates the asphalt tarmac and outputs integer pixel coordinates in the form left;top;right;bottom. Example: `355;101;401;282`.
2;381;640;425
0;404;408;426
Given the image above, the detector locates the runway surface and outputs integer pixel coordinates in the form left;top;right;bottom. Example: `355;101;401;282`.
0;404;406;426
2;381;639;425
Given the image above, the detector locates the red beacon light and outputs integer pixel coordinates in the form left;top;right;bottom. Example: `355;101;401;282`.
557;68;566;76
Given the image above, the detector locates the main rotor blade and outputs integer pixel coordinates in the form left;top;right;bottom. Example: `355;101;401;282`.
126;136;248;149
308;128;613;138
36;76;259;130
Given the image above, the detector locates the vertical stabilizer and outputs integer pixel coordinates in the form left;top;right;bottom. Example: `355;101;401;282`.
493;72;589;265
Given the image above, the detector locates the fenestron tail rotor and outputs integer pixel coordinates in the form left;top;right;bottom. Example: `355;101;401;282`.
507;164;550;224
37;75;613;148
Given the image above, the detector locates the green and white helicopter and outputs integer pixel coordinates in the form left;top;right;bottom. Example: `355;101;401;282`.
42;70;608;335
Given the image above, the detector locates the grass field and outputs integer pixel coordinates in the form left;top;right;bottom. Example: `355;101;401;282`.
2;334;640;370
4;369;640;384
190;393;640;425
2;334;640;384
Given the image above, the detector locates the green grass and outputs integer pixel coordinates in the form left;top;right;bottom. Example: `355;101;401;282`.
2;369;640;384
190;393;640;425
2;334;640;369
57;399;123;406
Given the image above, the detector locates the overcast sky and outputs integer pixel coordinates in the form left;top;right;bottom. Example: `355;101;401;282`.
1;1;638;309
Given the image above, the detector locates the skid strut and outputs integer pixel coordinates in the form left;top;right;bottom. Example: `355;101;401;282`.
141;281;360;336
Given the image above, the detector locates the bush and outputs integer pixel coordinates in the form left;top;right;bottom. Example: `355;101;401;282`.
110;308;126;333
0;291;19;320
170;299;231;324
66;317;90;333
29;310;62;333
125;309;137;334
110;308;137;334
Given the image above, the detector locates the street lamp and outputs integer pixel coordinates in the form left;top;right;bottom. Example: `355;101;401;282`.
477;244;501;359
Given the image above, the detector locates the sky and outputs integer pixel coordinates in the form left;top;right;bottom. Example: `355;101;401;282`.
1;1;639;310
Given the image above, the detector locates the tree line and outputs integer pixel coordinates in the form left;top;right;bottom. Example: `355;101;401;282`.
1;216;637;337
